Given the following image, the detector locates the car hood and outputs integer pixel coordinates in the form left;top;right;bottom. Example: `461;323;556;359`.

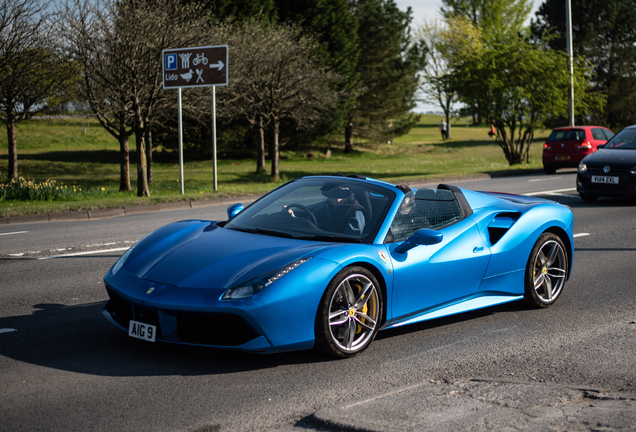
585;148;636;167
123;220;331;289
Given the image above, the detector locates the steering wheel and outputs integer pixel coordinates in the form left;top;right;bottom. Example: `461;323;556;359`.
286;203;318;226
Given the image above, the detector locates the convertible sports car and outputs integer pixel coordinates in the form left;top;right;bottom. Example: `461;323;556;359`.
103;175;573;358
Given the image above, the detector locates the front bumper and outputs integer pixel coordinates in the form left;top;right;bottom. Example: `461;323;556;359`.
577;172;636;198
102;260;336;354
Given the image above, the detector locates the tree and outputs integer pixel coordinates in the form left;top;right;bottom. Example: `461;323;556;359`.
531;0;636;128
63;0;134;191
344;0;425;153
0;0;76;180
441;0;532;43
218;20;339;181
206;0;277;23
276;0;360;142
448;19;604;165
64;0;210;196
415;19;458;138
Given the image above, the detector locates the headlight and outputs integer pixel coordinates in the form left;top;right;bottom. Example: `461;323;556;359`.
111;245;135;276
630;167;636;175
222;258;311;300
578;162;588;173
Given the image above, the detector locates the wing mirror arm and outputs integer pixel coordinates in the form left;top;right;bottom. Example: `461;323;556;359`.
395;228;443;254
227;203;244;219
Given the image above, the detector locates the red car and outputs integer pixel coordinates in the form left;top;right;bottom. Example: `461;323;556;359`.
542;126;614;174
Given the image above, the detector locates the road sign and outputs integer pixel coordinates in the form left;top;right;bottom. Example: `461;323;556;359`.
162;45;228;89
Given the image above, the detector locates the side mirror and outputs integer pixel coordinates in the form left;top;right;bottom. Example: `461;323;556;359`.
227;203;244;219
395;228;443;254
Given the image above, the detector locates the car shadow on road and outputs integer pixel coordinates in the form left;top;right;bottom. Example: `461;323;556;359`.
0;301;330;377
375;300;532;342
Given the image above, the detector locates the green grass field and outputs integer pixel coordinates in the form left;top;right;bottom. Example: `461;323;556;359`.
0;114;549;217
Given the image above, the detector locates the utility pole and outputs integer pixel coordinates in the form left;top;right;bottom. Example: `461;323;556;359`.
566;0;575;126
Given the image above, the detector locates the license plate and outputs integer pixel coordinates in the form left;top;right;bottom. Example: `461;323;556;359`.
555;155;570;161
592;176;619;184
128;320;156;342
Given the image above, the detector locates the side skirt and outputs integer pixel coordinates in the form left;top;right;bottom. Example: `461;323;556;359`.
380;293;524;330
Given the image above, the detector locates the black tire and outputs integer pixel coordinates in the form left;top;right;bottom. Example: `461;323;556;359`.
315;266;382;358
579;193;598;202
524;233;568;308
543;165;557;175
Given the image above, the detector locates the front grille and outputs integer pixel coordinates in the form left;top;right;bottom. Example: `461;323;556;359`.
588;166;630;173
177;313;260;346
104;288;260;347
585;183;632;192
135;306;160;327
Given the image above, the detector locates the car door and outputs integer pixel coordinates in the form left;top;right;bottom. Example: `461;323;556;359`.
386;205;491;322
591;128;611;150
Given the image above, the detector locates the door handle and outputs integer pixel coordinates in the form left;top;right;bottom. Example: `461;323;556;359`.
473;246;484;253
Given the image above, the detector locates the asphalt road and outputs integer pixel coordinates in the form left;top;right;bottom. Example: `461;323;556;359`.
1;171;635;431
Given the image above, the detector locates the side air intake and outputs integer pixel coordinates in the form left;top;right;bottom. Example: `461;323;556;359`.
487;213;520;245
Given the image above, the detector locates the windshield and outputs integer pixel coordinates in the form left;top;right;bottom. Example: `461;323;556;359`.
603;128;636;149
224;178;395;244
547;129;586;141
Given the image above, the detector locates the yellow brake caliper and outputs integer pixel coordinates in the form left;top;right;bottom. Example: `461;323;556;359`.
355;283;368;334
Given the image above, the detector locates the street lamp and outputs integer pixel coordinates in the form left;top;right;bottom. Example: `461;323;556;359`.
566;0;575;127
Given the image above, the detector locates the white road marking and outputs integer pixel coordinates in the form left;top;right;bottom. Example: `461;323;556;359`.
0;328;17;334
573;233;591;238
38;247;130;260
529;177;562;182
0;231;28;236
525;188;577;196
86;242;117;247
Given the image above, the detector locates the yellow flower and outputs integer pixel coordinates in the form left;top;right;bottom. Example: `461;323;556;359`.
101;187;105;191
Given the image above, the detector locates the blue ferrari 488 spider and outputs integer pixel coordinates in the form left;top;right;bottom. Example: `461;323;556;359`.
103;175;573;358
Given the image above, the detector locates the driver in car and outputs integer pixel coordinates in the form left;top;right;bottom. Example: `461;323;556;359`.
285;185;367;236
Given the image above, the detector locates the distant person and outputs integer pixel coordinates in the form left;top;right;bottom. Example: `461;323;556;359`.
488;124;496;138
439;119;447;140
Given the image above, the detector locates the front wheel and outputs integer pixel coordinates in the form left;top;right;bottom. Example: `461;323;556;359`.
524;233;568;308
315;267;382;358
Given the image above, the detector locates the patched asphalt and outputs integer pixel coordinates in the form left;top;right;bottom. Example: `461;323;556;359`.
271;378;636;431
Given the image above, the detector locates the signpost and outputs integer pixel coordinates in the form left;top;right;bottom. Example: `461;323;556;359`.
162;45;228;193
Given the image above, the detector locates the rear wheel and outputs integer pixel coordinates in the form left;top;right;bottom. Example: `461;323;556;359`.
543;165;557;175
524;233;568;308
315;267;382;358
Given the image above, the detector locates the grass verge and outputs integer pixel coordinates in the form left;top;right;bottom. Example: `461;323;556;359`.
0;114;549;218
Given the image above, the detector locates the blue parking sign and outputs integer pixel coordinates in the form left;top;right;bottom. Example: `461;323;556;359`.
165;53;177;71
